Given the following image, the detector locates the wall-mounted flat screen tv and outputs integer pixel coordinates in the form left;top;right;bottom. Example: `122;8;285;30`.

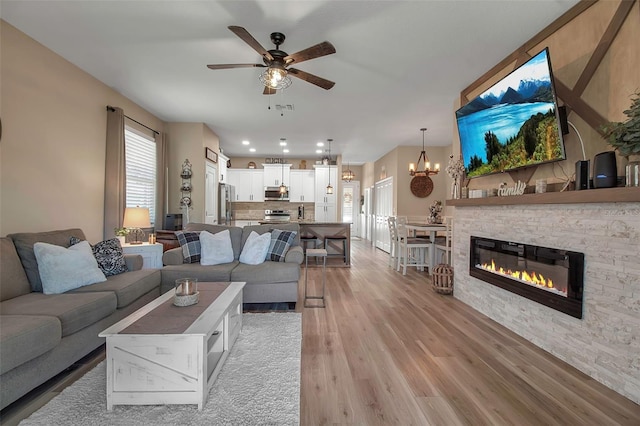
456;48;566;178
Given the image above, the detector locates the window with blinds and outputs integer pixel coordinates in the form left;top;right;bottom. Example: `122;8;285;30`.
125;127;156;226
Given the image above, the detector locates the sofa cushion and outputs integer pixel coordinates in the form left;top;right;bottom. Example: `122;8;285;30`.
239;231;271;265
266;229;297;262
175;231;201;263
230;260;301;284
0;237;32;301
8;228;86;292
70;269;161;308
161;261;238;293
0;315;61;374
34;241;107;294
201;230;235;266
184;224;243;260
0;291;117;337
70;236;128;276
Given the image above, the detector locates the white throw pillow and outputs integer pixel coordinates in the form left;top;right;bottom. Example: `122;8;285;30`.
239;231;271;265
200;230;235;266
34;241;107;295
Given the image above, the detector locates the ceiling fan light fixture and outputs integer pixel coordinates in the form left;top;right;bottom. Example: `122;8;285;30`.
259;66;292;90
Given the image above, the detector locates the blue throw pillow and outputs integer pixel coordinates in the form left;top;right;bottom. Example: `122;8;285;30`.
266;229;297;262
175;231;201;263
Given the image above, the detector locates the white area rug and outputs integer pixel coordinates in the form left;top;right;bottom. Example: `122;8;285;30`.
20;313;301;426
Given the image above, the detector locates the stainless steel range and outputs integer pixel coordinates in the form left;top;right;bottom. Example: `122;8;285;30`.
264;209;291;222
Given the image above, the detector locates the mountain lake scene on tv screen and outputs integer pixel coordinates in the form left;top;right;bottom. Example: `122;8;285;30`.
457;50;564;178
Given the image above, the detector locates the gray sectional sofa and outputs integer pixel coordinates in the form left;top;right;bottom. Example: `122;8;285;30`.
0;229;162;410
161;223;303;304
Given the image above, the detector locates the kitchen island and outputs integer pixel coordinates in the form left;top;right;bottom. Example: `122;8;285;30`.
258;221;351;266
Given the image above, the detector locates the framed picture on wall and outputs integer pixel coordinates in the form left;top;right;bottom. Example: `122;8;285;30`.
205;147;217;163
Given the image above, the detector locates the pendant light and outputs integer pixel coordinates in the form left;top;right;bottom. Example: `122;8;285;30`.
326;138;334;194
279;138;287;194
409;128;440;176
342;161;355;182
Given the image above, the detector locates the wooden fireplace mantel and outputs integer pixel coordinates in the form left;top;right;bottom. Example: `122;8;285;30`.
446;187;639;207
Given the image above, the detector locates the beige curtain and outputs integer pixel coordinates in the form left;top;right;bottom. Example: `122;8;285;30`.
155;131;168;230
104;106;126;240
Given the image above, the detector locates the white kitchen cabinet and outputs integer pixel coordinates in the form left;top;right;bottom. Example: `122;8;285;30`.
218;153;228;183
232;220;260;227
314;204;337;223
226;169;264;202
262;164;291;187
313;165;338;221
289;169;315;202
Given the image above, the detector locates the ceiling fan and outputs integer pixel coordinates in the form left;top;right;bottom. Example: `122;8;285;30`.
207;26;336;94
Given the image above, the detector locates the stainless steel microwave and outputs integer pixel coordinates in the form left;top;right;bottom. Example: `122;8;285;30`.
264;186;289;201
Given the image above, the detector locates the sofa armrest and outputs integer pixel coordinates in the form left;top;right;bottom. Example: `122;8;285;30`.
124;254;143;271
163;247;184;266
285;246;304;264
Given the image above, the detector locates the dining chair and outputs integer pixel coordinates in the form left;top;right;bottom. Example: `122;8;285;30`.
435;216;453;265
396;221;431;275
387;216;399;268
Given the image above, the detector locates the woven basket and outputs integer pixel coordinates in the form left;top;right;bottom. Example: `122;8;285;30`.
432;264;454;295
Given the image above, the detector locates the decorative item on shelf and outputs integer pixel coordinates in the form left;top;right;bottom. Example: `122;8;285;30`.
326;139;334;194
205;147;218;163
432;263;454;295
123;207;151;245
180;181;192;192
409;128;440;177
180;159;192;179
342;161;355;182
299;160;307;169
227;159;232;168
445;154;465;199
248;161;256;169
173;278;199;307
602;91;640;187
114;227;129;246
428;200;442;224
148;233;156;244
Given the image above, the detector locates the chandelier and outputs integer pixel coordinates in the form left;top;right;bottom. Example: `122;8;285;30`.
259;66;292;90
342;162;355;182
409;128;440;176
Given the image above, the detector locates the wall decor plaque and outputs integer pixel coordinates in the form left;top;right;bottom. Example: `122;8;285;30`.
410;175;433;198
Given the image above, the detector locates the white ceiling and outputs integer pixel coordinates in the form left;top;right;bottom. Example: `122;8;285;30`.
1;0;580;163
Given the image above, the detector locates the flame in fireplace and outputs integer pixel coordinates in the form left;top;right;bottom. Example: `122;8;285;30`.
480;259;561;293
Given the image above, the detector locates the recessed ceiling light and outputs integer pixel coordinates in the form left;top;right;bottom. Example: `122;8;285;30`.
242;140;250;145
315;149;322;154
279;141;287;146
249;148;256;152
283;149;289;153
317;142;324;147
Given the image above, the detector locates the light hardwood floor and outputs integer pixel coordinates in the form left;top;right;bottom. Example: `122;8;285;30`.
2;239;639;425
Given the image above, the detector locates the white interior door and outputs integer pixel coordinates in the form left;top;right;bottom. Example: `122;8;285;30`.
205;162;218;224
374;177;393;252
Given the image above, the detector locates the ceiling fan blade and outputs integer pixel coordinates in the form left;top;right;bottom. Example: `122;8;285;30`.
206;63;265;70
284;41;335;65
263;86;277;95
288;68;335;90
228;26;274;61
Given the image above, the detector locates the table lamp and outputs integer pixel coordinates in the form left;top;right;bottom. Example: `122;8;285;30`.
123;207;151;245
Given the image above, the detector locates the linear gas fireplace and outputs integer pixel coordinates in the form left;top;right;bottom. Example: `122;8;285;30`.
470;236;584;319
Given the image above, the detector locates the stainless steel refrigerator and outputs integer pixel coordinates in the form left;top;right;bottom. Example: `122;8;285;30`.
218;183;235;225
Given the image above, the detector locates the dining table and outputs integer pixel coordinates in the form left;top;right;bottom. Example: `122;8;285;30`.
406;222;447;270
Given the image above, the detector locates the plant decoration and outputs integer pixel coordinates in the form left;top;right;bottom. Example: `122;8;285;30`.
428;200;443;224
601;91;640;158
446;154;466;199
114;227;130;237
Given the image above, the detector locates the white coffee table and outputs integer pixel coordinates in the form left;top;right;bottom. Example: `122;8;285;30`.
99;281;245;410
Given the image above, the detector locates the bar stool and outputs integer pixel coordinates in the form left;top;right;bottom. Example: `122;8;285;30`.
304;248;327;308
324;235;348;264
300;235;319;253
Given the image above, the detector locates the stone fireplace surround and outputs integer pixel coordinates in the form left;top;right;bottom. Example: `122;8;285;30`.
449;192;640;404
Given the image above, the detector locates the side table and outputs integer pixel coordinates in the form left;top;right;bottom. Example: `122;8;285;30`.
121;242;163;269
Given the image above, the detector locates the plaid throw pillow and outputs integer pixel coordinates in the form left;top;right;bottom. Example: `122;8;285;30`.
175;231;201;263
266;229;297;262
69;236;128;276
